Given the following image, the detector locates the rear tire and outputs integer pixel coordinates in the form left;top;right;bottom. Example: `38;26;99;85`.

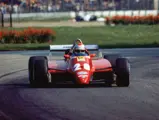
116;58;130;87
103;54;122;68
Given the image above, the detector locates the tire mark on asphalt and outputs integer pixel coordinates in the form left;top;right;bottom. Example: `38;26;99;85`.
0;110;12;120
0;69;27;79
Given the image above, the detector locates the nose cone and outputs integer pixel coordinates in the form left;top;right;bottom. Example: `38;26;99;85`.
75;71;90;84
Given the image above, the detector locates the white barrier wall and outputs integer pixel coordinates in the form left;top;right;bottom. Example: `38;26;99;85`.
75;10;158;18
4;10;159;19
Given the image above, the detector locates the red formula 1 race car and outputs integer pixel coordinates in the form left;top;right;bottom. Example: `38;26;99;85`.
28;44;130;88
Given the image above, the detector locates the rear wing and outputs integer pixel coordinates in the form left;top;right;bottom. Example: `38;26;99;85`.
50;44;99;51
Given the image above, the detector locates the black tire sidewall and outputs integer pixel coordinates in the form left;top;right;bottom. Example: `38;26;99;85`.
103;54;122;68
116;58;130;87
28;56;48;87
28;57;37;85
34;58;49;85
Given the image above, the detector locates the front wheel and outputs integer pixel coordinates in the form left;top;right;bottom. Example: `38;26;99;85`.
115;58;130;87
34;58;49;87
28;56;49;88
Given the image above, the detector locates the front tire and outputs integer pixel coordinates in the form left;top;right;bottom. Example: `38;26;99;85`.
28;56;38;87
28;56;49;87
116;58;130;87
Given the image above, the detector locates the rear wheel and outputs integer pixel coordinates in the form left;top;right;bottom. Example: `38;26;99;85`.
116;58;130;87
103;54;122;68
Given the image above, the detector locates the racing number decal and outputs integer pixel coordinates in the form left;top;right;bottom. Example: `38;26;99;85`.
74;63;81;71
73;63;90;71
83;63;90;70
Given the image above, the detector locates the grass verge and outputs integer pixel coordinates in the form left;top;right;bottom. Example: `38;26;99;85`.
1;25;159;50
3;17;71;23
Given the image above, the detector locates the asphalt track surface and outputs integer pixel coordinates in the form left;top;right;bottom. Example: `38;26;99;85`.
0;48;159;120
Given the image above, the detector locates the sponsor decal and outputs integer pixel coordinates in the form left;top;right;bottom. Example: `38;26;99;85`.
77;56;85;61
77;71;88;75
78;75;88;78
63;46;71;48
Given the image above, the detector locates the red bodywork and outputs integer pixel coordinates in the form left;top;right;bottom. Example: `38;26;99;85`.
48;54;112;84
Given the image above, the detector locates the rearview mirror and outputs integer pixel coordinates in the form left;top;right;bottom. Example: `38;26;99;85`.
64;54;70;59
90;54;96;57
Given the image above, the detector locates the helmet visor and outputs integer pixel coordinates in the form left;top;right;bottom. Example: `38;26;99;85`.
75;50;85;53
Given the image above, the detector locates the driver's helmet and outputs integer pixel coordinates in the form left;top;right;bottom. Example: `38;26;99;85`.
75;38;83;45
73;42;86;55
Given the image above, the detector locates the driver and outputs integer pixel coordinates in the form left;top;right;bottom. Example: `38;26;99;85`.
72;39;89;56
66;38;90;56
69;39;83;54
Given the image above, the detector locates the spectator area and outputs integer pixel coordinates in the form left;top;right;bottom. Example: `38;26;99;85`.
0;0;155;14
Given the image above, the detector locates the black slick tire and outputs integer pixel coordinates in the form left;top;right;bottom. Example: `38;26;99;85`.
116;58;130;87
103;54;121;68
28;56;48;88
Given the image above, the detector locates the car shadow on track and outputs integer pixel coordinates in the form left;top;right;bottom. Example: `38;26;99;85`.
0;83;29;88
0;77;118;88
0;83;118;89
0;76;116;88
40;84;116;89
